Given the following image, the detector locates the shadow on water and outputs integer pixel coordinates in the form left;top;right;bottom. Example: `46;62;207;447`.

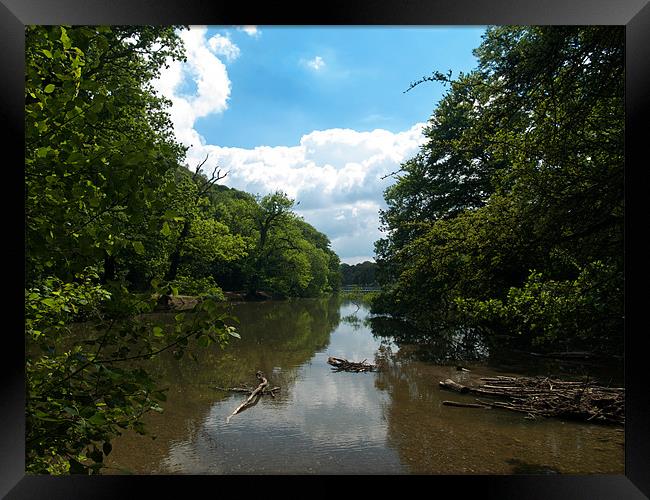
368;315;490;364
367;315;623;385
506;458;561;474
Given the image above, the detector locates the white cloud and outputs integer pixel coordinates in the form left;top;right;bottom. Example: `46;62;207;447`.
152;26;232;148
186;124;426;262
208;34;240;62
237;25;261;38
306;56;325;71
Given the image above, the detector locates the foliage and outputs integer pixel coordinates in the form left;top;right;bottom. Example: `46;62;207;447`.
374;26;623;353
25;25;186;285
26;270;234;474
168;275;225;300
24;25;238;475
211;190;341;297
339;261;378;287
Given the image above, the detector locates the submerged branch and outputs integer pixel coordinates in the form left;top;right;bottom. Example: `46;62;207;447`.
225;371;276;423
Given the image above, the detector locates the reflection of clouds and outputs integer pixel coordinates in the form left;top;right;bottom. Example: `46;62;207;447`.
163;439;214;474
156;304;405;473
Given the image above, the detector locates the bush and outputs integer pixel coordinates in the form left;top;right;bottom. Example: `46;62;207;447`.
169;275;225;300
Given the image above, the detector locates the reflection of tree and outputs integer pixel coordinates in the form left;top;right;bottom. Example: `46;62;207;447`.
368;316;489;364
105;297;341;473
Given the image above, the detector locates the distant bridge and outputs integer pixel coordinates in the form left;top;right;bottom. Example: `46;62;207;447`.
340;285;381;292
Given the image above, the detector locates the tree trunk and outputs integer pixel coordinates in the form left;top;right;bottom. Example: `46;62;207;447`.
101;253;116;284
165;219;191;283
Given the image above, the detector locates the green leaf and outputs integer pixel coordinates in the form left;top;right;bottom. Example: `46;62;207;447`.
60;26;72;49
44;84;55;93
87;412;106;426
152;326;164;337
132;241;145;255
42;49;53;58
160;222;171;237
41;298;58;308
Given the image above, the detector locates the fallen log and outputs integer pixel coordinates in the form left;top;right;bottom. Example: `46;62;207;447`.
442;400;489;409
215;385;281;396
439;376;624;425
439;379;470;394
327;356;376;372
226;371;271;423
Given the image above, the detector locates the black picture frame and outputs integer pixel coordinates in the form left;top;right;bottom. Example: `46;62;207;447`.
3;0;648;497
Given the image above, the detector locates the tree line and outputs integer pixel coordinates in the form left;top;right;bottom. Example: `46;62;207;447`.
339;261;378;287
372;26;624;355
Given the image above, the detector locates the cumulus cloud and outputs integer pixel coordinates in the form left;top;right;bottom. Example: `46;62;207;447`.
187;124;426;262
305;55;326;70
237;25;261;38
208;33;240;62
152;26;232;147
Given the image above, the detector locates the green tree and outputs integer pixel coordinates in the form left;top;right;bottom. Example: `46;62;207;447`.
374;26;623;353
26;26;186;286
25;25;239;475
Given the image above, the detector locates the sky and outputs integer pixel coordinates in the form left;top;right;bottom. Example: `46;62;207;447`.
152;26;486;264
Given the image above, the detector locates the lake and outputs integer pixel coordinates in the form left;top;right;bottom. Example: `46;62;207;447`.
104;297;624;474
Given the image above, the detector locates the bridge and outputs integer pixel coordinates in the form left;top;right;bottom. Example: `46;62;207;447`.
340;285;381;292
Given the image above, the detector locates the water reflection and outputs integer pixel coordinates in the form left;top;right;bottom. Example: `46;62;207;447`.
105;299;623;475
369;316;490;364
107;299;405;474
374;352;623;474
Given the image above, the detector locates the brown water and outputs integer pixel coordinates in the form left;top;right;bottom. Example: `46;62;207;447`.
104;298;624;475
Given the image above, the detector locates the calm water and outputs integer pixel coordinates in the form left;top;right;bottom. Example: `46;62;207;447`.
104;298;624;475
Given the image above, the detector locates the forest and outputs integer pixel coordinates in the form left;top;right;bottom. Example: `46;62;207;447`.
373;26;623;356
25;24;623;475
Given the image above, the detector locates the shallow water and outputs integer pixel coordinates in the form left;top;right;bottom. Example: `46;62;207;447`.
104;298;624;475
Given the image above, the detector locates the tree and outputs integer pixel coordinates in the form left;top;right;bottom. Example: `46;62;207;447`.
26;26;186;286
25;25;239;475
374;26;623;352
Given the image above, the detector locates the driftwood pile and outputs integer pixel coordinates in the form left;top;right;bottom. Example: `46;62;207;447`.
440;375;624;425
216;371;280;423
327;356;376;372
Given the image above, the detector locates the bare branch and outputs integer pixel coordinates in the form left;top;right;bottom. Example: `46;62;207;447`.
380;168;404;180
192;153;210;180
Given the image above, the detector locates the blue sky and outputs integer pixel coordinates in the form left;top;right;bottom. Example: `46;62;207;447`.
153;26;486;263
